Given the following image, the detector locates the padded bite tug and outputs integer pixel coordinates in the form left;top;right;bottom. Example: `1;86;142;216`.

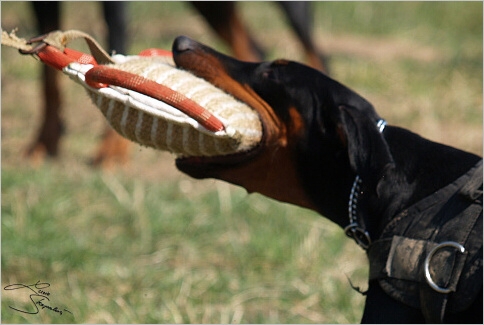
2;29;263;157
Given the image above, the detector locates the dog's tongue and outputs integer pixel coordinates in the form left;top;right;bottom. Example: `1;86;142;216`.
64;54;263;157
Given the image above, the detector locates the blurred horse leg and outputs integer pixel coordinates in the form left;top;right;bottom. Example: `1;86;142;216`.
277;1;329;73
26;1;63;163
91;1;132;168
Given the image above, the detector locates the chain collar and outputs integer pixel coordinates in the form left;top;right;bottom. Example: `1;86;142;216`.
344;119;387;250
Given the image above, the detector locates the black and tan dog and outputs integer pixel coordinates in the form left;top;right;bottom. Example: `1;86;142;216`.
171;36;482;323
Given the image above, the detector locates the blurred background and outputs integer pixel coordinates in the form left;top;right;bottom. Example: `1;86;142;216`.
1;2;482;323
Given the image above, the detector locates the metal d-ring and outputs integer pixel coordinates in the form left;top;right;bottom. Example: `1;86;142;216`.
424;241;466;294
18;33;49;55
344;223;371;249
19;42;47;55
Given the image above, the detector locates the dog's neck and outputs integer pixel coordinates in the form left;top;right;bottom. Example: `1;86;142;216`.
343;125;481;247
343;120;386;249
304;123;480;245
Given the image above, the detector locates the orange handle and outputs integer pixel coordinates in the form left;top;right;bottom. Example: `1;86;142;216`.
36;45;171;71
36;46;97;70
85;66;225;132
138;48;173;57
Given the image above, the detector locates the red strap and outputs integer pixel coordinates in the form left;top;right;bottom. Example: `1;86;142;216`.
64;48;98;64
138;48;173;57
36;45;171;71
85;66;225;132
36;46;97;70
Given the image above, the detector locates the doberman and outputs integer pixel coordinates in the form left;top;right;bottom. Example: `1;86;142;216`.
171;36;482;323
27;1;326;167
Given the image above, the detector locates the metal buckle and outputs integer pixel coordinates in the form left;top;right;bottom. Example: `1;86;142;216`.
344;223;371;249
424;241;466;294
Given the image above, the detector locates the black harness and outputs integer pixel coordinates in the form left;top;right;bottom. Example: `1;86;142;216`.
367;160;483;322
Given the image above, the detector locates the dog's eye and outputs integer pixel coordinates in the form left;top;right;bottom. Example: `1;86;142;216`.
263;66;282;82
262;69;277;81
262;60;290;82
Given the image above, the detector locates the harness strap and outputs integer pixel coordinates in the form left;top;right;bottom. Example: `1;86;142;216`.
369;237;471;323
369;237;468;290
368;160;483;323
420;160;483;323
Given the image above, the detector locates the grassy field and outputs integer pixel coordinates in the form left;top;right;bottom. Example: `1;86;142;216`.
1;2;482;323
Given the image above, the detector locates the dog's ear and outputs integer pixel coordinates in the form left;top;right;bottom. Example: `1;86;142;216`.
337;105;394;188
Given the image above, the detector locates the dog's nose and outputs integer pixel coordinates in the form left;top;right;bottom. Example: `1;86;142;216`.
172;36;196;54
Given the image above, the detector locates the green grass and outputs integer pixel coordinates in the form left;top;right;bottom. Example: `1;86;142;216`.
2;165;364;323
2;1;482;323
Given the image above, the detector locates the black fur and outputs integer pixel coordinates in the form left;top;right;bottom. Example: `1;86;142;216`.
172;36;482;323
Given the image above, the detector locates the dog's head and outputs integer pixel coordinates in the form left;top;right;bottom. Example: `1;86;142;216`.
172;36;393;217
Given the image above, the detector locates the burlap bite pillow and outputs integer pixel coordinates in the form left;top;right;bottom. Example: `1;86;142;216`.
2;29;263;157
66;55;263;157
